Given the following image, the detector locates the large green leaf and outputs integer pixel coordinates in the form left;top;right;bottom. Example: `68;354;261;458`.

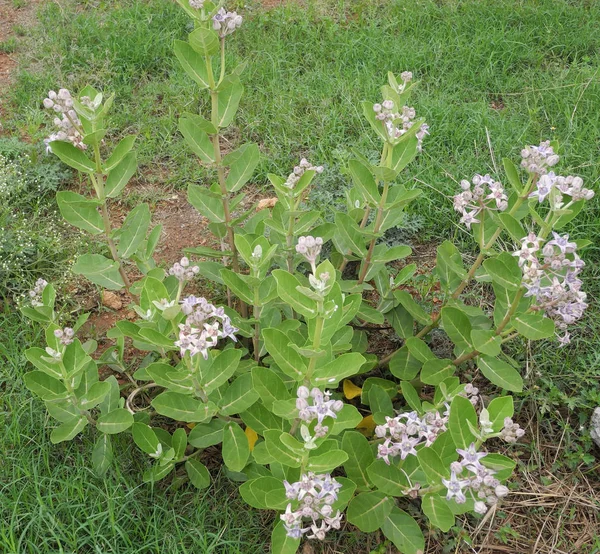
224;143;260;192
179;117;215;164
50;416;87;444
511;313;555;340
104;135;136;172
222;421;250;472
477;355;523;392
49;141;95;173
218;373;259;416
347;491;393;533
342;431;374;491
96;408;134;434
422;494;455;532
417;447;449;483
441;307;472;348
151;392;216;422
56;191;104;235
271;520;300;554
185;459;211;489
188;27;219;56
92;434;113;476
381;507;425;554
117;203;151;258
217;76;244;128
23;371;66;400
271;270;318;320
174;39;210;88
334;212;367;257
448;395;477;449
311;352;366;387
348;159;380;205
105;152;137;198
72;254;125;290
367;459;409;495
188;185;225;222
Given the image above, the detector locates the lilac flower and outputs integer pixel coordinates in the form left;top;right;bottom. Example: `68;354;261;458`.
454;174;507;229
520;141;559;175
442;472;471;504
457;443;487;469
283;158;324;189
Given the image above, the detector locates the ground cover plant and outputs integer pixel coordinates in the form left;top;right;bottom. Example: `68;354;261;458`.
2;1;600;553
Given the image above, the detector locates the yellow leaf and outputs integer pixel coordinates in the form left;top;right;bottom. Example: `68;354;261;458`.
356;414;376;436
343;379;362;400
245;426;258;451
186;423;196;429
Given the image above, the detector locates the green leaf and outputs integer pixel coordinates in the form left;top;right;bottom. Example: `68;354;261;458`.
487;396;514;432
151;392;216;422
448;395;477;449
252;367;291;411
50;416;87;444
179;116;215;164
23;371;66;400
389;346;421;380
217;76;244;127
104;135;136;172
220;269;254;304
372;245;412;264
470;330;502;357
117;203;151;258
219;373;259;416
361;100;388;141
132;422;160;455
271;271;318;320
393;291;430;325
264;430;303;467
330;404;363;434
188;27;219;56
174;39;210;88
381;507;425;554
387;305;414;339
421;358;455;386
342;431;374;491
483;254;522;291
348;159;380;204
188;185;225;222
417;447;449;483
498;212;526;242
224;143;260;192
400;381;422;412
435;241;466;291
367;459;409;495
389;136;419;174
347;491;393;533
72;254;125;290
511;313;555;340
334;212;367;257
92;434;113;476
312;352;366;387
80;380;111;410
441;307;472;347
186;459;211;489
503;158;523;194
222;422;250;472
97;408;134;434
188;418;227;448
482;453;516;480
307;450;349;472
49;141;95;173
421;494;455;532
240;476;287;509
477;355;523;392
404;337;434;363
202;349;242;393
56;191;103;235
271;520;300;554
105;151;137;198
240;403;285;435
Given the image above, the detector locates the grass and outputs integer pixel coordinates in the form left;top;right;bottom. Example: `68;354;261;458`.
1;0;599;551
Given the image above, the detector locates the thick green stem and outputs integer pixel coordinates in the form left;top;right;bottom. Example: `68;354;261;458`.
357;181;389;284
252;286;261;362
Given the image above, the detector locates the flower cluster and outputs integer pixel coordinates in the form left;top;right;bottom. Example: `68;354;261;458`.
53;327;75;346
514;232;587;345
42;89;86;151
283;158;324;189
499;417;525;443
392;71;413;94
188;0;204;8
168;257;200;282
529;172;594;206
296;236;323;268
296;386;343;440
453;174;508;229
28;278;48;307
281;473;343;540
443;443;509;514
175;296;237;358
372;100;429;150
212;8;242;37
375;408;449;464
520;141;559;175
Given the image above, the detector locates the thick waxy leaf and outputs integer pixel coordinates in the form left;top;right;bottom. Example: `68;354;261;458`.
222;422;250;472
219;373;259;416
404;337;434;363
330;404;363;434
312;352;366;387
389;135;419;173
105;151;137;198
307;450;348;472
174;39;210;88
372;245;411;264
188;418;227;448
334;212;367;257
132;422;160;455
186;459;211;489
80;381;111;410
252;367;290;410
368;384;394;423
151;392;216;422
342;431;374;491
179;117;215;164
389;346;421;380
97;408;134;434
271;520;300;554
417;447;449;483
448;395;477;449
49;141;95;173
224;143;260;192
117;203;151;258
367;459;409;495
188;185;225;222
421;358;455;385
347;491;393;532
348;159;380;204
264;430;303;467
104;135;136;172
50;416;87;444
56;192;103;234
73;254;125;290
477;356;523;392
240;403;285;435
422;494;455;532
189;27;219;56
487;396;514;432
220;269;254;304
217;76;244;127
511;313;555;340
394;291;430;324
503;157;523;194
387;305;414;339
498;212;526;241
23;371;66;400
92;434;113;476
262;328;307;381
362;100;388;141
381;507;425;554
240;476;287;510
482;453;516;480
436;241;466;291
272;270;318;319
441;307;472;348
471;329;502;357
483;255;522;291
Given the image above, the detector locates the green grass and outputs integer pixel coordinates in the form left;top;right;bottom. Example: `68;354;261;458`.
1;0;600;551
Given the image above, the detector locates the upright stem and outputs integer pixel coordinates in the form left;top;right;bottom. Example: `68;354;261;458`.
357;181;389;284
252;285;261;362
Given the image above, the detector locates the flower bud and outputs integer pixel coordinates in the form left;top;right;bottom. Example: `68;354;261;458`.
495;485;509;498
474;501;488;514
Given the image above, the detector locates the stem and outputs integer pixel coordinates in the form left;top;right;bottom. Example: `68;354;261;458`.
252;285;261;362
339;206;371;273
218;37;226;85
357;182;389;284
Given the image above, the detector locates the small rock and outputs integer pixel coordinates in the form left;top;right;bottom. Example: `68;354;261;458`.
102;291;122;311
257;197;278;211
590;407;600;448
